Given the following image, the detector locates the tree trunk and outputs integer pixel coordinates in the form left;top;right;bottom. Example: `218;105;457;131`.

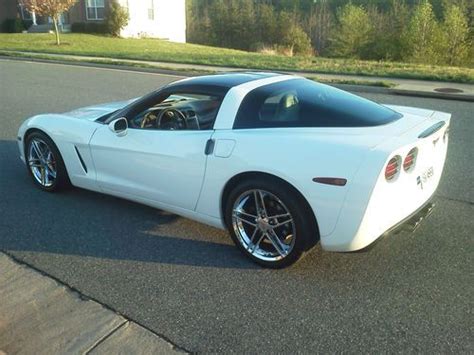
52;16;60;45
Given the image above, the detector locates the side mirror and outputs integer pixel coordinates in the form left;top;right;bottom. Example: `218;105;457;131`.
108;117;128;137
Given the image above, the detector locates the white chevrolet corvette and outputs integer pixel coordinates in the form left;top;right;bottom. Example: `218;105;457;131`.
17;72;450;268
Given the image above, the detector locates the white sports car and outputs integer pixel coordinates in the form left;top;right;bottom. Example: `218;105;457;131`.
17;72;450;268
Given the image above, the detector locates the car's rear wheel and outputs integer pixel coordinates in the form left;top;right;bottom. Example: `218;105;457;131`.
225;177;318;268
25;131;70;192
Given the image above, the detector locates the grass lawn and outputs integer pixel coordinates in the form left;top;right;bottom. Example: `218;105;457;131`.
0;33;472;83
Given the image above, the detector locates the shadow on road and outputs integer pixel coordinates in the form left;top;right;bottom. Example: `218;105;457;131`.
0;140;258;269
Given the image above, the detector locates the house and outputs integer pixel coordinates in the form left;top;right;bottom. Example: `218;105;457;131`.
2;0;186;43
118;0;186;42
0;0;19;24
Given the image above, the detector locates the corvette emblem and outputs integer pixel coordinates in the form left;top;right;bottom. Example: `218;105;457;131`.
417;167;434;189
417;176;423;189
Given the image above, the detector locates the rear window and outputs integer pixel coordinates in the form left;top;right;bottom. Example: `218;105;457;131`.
233;79;401;129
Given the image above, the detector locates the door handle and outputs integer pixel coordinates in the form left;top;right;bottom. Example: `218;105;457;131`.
204;139;215;155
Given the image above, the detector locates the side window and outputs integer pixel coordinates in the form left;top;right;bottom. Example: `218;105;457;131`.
259;91;299;123
234;86;303;129
234;79;401;129
129;92;222;131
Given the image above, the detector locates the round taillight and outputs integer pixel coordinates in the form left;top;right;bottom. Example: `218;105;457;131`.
385;156;401;181
403;147;418;172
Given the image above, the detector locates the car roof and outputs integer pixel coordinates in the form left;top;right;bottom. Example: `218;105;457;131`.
165;72;285;96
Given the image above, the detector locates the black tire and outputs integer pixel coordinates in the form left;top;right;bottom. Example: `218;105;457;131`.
24;131;71;192
225;176;319;268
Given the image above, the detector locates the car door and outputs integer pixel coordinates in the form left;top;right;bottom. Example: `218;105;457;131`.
89;126;213;211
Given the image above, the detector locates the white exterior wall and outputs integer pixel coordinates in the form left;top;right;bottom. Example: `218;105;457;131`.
118;0;186;43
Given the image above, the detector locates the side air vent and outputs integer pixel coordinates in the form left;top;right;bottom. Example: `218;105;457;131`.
74;146;88;173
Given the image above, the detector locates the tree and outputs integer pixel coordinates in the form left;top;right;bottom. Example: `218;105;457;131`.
385;0;411;60
106;0;129;37
362;0;410;61
277;12;313;57
255;3;278;47
184;0;471;67
21;0;77;45
329;4;372;58
440;5;470;66
305;0;333;55
403;0;442;64
208;0;256;51
187;0;212;45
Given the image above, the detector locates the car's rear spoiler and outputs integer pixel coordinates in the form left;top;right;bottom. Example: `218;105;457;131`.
418;121;446;138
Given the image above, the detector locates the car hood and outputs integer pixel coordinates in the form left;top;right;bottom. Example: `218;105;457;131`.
64;98;139;121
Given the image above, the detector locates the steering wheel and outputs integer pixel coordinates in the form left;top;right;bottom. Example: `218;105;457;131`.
140;111;158;128
157;108;188;130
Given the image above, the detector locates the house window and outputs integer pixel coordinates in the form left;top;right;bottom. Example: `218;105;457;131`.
86;0;105;20
148;0;154;20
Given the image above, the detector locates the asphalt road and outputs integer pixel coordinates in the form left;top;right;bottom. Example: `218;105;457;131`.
0;59;473;353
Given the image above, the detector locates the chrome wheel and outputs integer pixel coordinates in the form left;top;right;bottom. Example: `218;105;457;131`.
232;189;296;262
27;138;57;188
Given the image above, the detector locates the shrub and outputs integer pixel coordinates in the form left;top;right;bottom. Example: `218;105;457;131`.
2;19;25;33
283;25;314;56
22;20;33;30
275;45;294;57
258;46;278;56
71;22;108;34
276;12;314;57
106;0;129;37
71;22;85;32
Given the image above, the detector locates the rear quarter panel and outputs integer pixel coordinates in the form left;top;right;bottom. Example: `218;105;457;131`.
322;111;451;251
196;127;379;237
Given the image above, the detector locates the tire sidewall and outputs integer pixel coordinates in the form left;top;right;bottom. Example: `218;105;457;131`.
225;177;316;268
25;132;69;192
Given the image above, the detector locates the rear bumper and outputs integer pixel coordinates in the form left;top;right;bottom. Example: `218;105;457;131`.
320;185;439;252
383;200;435;235
320;116;449;252
347;200;436;252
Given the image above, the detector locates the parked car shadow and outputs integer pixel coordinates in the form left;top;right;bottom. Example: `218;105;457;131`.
0;140;258;270
2;138;458;276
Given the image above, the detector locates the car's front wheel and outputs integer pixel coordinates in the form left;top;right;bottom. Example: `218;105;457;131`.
225;177;318;268
25;131;70;192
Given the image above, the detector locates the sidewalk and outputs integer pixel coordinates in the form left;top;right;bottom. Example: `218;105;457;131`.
0;253;185;354
1;50;473;101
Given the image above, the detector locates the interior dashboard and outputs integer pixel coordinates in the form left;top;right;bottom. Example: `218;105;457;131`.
130;97;220;131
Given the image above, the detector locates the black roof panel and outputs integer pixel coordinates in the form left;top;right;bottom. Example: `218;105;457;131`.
166;72;282;92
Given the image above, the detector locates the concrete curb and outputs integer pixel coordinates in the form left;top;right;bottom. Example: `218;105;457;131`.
391;88;474;102
0;52;473;102
0;251;188;354
0;55;195;79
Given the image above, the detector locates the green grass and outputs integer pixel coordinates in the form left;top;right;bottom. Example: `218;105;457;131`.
308;76;396;88
0;50;211;75
0;33;473;83
0;49;396;88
